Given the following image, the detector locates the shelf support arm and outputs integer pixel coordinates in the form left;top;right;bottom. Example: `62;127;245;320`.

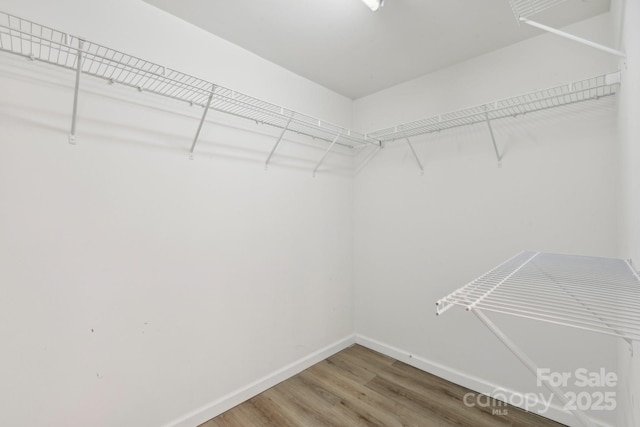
189;87;215;159
472;308;596;427
312;132;341;177
485;113;502;166
265;115;294;169
69;39;84;145
405;138;424;175
520;18;626;58
355;144;383;175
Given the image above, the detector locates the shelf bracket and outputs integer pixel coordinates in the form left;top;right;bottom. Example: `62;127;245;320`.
312;132;341;177
405;138;424;175
520;18;626;58
189;87;215;159
472;309;596;427
485;113;502;167
355;144;383;175
68;39;84;145
265;115;294;169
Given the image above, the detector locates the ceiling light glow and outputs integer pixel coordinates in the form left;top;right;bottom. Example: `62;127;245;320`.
361;0;384;12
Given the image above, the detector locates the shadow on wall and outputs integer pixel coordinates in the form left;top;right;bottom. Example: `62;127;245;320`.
0;56;356;176
354;95;618;172
1;52;618;177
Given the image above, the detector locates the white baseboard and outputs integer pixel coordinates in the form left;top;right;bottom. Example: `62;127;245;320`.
163;334;356;427
163;333;613;427
354;334;613;427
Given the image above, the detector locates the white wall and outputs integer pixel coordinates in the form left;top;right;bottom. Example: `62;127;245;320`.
0;2;632;426
0;0;353;127
353;13;620;427
0;1;355;426
613;0;640;425
353;13;618;131
616;0;640;282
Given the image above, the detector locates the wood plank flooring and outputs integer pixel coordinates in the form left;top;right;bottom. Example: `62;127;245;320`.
200;344;565;427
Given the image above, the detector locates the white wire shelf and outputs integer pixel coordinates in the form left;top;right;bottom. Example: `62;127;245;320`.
0;10;623;170
367;72;620;143
0;11;378;150
437;250;637;427
509;0;569;19
437;251;640;342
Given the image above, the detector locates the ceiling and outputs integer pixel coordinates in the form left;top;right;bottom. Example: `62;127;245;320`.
142;0;610;99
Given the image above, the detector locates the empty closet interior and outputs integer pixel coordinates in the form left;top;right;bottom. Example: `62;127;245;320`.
0;0;638;426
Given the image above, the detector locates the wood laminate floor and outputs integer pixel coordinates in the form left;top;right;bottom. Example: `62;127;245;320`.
200;344;565;427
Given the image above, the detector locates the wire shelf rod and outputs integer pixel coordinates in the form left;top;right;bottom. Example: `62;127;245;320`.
469;304;640;340
450;276;639;301
445;295;640;330
61;52;213;104
436;251;529;316
450;300;640;330
441;258;640;288
494;274;640;297
475;306;640;342
509;0;570;19
481;306;640;339
7;9;613;150
438;252;640;342
462;266;640;284
442;84;606;128
369;76;618;142
444;285;640;317
458;289;640;318
97;65;210;99
467;252;540;310
441;250;637;427
373;92;611;141
0;11;621;165
485;266;640;288
444;304;640;337
445;279;640;311
0;11;376;150
467;299;640;334
447;287;640;318
468;308;640;347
